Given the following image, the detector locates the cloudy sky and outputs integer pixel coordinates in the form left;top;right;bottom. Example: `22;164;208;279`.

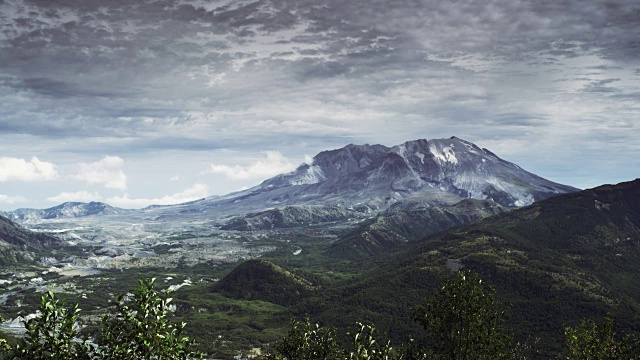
1;0;639;210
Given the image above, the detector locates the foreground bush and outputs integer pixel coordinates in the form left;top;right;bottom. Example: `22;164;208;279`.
97;278;199;359
2;271;639;359
13;290;91;360
412;270;512;359
563;315;639;359
1;278;201;360
266;317;345;360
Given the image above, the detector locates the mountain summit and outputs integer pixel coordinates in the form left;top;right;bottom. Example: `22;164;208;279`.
214;137;577;211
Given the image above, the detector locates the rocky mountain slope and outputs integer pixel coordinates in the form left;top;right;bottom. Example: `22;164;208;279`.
210;137;577;241
0;215;62;250
329;198;507;258
220;205;373;231
0;215;63;265
2;202;124;222
202;137;577;218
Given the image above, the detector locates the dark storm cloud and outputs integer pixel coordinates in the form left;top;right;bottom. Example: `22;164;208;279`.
610;92;640;101
4;1;635;74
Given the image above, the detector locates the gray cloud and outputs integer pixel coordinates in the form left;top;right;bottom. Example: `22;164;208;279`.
582;78;622;93
14;77;127;98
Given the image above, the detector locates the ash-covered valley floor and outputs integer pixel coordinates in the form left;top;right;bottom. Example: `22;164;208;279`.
0;207;362;341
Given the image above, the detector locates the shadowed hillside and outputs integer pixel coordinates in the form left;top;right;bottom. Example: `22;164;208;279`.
214;259;321;307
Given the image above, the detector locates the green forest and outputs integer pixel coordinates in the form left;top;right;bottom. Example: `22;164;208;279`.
1;270;638;359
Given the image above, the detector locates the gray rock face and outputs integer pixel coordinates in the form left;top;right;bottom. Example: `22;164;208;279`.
221;204;375;231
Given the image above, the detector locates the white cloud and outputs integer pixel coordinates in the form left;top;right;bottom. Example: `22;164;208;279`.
71;156;127;190
0;194;27;204
304;155;314;165
0;157;58;182
47;191;103;203
205;151;296;180
107;183;209;208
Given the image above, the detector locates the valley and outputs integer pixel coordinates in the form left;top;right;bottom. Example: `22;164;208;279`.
0;201;371;357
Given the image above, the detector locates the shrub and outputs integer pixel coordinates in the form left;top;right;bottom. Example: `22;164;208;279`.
97;278;200;359
412;270;512;359
266;317;345;360
563;315;639;359
13;290;91;360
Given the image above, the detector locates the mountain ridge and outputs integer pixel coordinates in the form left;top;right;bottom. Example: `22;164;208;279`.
221;136;578;210
1;201;124;222
2;137;578;227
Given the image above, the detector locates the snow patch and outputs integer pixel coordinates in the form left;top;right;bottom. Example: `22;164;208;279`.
398;144;407;156
429;145;459;165
359;157;371;168
463;142;479;154
415;152;425;164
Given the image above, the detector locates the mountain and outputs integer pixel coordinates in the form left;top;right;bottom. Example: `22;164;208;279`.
328;198;507;258
208;137;577;245
3;202;124;222
203;137;577;218
2;137;576;229
297;178;640;355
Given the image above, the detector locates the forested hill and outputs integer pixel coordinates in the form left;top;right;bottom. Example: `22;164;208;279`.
288;179;640;355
